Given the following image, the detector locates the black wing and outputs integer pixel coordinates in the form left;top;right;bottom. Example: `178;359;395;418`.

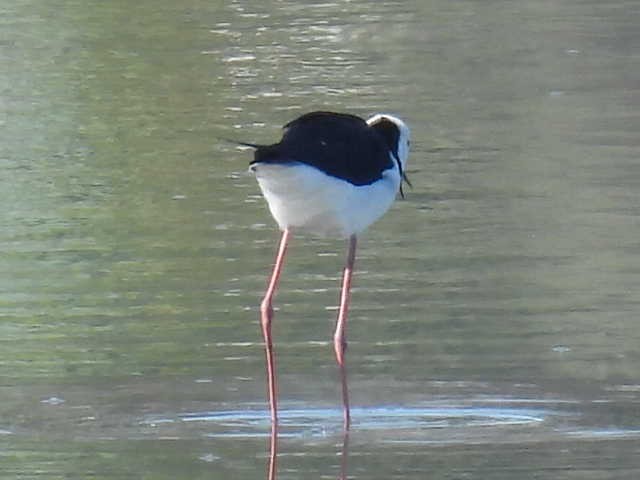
250;111;394;186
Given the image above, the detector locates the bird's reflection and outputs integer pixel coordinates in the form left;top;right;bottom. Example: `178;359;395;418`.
267;423;277;480
266;424;350;480
338;430;350;480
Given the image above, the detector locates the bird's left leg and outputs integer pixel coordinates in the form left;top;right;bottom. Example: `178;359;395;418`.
333;234;357;430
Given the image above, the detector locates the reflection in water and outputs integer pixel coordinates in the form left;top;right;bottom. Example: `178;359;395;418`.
265;424;349;480
179;404;549;479
339;431;350;480
257;403;551;478
267;422;277;480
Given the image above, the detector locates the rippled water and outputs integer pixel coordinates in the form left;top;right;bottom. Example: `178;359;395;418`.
2;1;640;478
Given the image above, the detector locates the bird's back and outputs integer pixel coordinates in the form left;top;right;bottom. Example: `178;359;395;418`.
251;111;394;186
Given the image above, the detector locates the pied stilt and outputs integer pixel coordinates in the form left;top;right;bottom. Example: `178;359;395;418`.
247;111;411;430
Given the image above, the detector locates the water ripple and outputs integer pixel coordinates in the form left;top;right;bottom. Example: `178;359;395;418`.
140;405;550;439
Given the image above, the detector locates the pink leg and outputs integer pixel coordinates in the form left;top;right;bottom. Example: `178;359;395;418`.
260;228;291;432
334;234;357;430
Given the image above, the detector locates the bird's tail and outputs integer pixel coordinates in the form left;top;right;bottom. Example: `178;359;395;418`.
219;137;263;149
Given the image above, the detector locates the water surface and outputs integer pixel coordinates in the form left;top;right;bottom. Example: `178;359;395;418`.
2;1;639;478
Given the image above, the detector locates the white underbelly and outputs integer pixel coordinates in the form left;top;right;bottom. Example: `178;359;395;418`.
251;162;400;237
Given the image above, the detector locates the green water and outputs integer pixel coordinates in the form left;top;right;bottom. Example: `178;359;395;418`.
2;1;639;478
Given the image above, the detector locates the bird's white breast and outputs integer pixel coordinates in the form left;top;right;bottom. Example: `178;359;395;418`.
251;162;400;238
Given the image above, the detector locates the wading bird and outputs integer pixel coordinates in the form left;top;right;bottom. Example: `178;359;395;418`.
247;111;411;430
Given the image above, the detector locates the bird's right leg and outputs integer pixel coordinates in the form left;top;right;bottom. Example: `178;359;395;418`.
260;228;291;431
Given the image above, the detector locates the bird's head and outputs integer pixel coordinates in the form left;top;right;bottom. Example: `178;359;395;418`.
367;113;411;195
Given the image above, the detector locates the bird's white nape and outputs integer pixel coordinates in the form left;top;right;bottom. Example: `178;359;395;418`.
366;113;411;173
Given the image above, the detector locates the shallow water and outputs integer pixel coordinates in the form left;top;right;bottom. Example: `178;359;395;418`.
2;0;640;478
